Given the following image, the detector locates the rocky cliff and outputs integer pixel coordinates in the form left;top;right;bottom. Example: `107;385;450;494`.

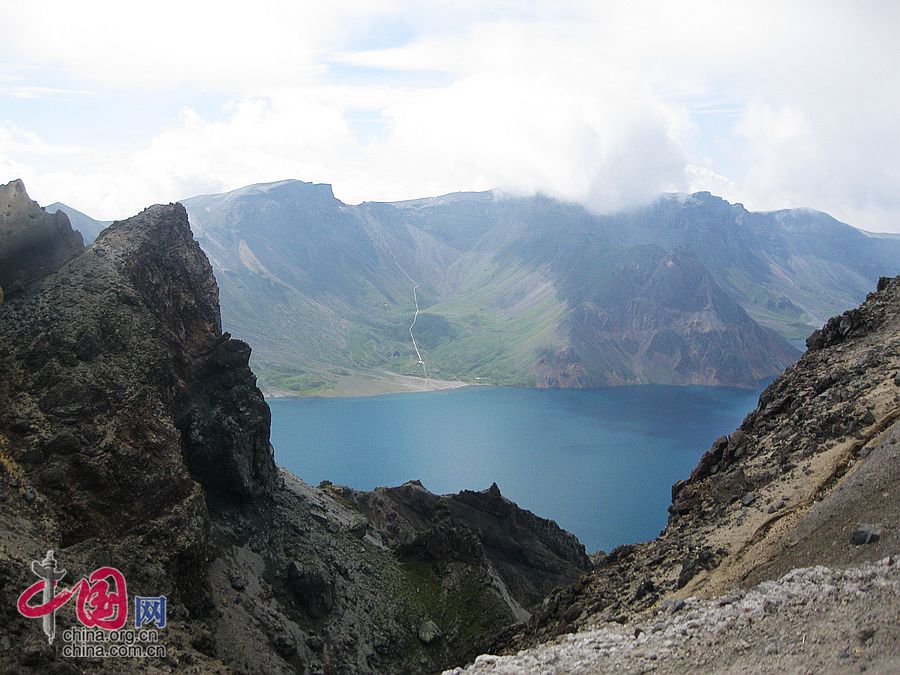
0;181;589;673
0;180;83;293
339;481;590;609
555;248;799;387
491;275;900;655
0;196;275;668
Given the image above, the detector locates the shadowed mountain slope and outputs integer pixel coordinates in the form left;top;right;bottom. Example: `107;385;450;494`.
0;180;83;292
44;202;112;244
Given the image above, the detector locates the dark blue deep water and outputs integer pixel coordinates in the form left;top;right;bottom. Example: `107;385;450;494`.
269;385;762;553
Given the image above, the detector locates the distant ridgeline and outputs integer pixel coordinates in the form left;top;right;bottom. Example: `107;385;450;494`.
53;181;900;395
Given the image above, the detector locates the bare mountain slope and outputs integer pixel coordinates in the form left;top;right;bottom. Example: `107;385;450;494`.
0;180;83;292
450;557;900;674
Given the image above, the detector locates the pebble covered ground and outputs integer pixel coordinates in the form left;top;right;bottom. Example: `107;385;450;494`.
447;556;900;674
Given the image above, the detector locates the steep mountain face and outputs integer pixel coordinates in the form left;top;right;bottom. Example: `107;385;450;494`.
44;202;111;244
183;180;433;395
177;181;897;394
0;180;84;293
492;275;900;653
0;182;589;673
0;198;275;660
601;192;900;339
544;248;797;387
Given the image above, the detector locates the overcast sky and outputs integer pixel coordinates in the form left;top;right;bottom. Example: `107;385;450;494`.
1;1;898;232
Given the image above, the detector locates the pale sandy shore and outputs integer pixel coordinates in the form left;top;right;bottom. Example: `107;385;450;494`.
263;370;477;399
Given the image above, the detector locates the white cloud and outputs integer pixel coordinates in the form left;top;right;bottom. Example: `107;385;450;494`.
685;165;740;203
0;1;899;231
0;1;397;92
137;95;361;198
361;66;688;210
0;124;88;159
0;94;364;218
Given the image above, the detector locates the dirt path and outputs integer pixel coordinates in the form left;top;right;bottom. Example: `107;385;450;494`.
362;216;429;380
409;282;428;379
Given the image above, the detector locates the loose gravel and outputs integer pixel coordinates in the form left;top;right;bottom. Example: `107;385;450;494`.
447;556;900;674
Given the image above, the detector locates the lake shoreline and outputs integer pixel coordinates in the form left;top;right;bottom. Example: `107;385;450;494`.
263;377;478;400
263;378;771;400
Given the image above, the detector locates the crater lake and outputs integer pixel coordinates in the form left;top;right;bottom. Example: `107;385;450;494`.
269;384;763;553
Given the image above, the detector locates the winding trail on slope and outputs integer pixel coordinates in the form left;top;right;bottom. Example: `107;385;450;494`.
409;282;429;379
362;216;429;381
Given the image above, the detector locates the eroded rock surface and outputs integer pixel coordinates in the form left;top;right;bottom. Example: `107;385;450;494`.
0;179;83;293
450;557;900;674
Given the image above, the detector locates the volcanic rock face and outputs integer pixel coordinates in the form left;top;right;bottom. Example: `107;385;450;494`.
176;332;277;499
0;199;277;664
340;480;591;609
558;249;799;387
103;202;277;501
0;179;83;293
494;275;900;653
0;182;588;673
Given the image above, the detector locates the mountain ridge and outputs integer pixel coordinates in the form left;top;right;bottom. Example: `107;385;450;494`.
180;181;836;393
49;180;900;395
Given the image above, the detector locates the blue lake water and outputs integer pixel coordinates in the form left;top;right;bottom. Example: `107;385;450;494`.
269;385;762;553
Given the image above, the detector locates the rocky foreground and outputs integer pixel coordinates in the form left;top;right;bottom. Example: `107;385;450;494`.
449;556;900;674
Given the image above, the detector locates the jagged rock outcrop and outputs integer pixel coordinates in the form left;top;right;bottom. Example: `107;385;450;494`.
805;275;897;351
493;276;900;653
340;480;591;609
0;182;587;673
0;197;277;668
0;179;83;293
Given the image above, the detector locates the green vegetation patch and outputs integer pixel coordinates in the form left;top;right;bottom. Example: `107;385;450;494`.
398;560;511;648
